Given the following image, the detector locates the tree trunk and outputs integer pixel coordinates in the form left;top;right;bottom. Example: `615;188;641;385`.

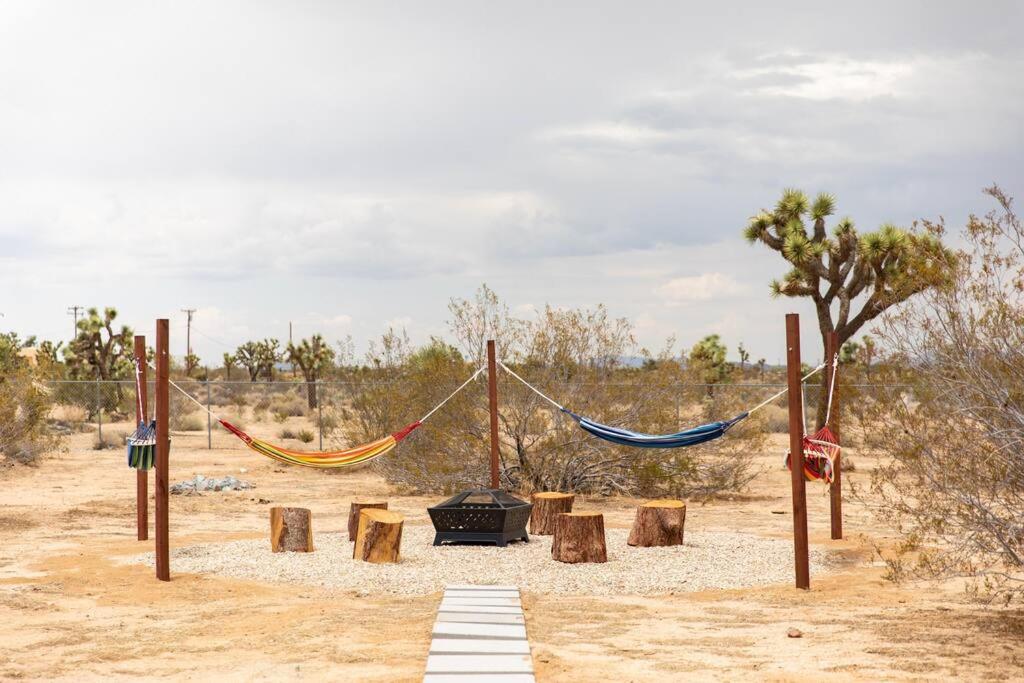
552;512;607;564
627;500;686;547
353;509;404;563
347;501;388;541
530;492;574;535
270;507;314;552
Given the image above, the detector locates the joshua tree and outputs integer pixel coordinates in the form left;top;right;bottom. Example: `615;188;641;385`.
257;339;281;380
744;188;954;427
287;334;336;409
222;352;236;380
63;307;134;381
737;342;750;374
234;342;262;382
689;334;730;396
184;352;200;377
756;358;766;381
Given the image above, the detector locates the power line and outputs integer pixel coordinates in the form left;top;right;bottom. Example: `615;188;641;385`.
67;306;83;339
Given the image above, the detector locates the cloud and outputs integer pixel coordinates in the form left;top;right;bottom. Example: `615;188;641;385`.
656;273;747;305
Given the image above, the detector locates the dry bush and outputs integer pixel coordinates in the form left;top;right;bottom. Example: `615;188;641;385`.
0;366;59;465
270;396;305;419
279;427;298;440
351;286;762;499
174;412;205;432
869;187;1023;603
297;429;314;443
759;404;790;433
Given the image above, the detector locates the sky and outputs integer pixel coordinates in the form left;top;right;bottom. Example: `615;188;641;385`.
2;1;1022;366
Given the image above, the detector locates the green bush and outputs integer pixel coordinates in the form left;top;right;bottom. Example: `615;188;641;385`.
297;429;314;443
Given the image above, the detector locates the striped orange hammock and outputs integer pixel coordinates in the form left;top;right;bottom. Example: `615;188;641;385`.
219;419;421;469
159;365;485;470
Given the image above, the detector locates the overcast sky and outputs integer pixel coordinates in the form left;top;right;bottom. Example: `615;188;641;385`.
2;1;1021;365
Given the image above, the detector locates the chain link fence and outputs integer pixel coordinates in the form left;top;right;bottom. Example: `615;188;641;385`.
42;378;907;452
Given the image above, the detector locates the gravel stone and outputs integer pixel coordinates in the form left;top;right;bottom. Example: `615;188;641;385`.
130;526;834;595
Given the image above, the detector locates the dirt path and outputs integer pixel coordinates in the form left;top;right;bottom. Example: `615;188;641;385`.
2;424;1022;681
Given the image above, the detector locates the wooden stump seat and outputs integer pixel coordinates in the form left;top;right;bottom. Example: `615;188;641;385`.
627;499;686;547
353;508;404;564
551;512;607;564
347;500;388;541
530;492;574;535
270;507;314;553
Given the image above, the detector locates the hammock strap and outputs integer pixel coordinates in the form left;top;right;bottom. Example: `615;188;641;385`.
134;358;144;422
497;361;566;411
746;362;827;416
824;352;839;426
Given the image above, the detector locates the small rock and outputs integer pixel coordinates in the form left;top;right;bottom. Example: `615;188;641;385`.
787;628;803;638
771;510;787;515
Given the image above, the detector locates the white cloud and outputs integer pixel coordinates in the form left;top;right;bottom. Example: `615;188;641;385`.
656;273;746;305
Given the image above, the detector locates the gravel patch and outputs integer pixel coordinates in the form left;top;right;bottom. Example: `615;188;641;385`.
129;526;834;595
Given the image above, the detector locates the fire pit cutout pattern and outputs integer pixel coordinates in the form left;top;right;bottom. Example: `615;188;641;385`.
428;488;532;547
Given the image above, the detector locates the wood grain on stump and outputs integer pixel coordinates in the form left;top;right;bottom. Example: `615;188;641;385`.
551;512;607;564
270;507;313;553
627;499;686;547
353;508;404;564
530;492;574;535
347;501;388;541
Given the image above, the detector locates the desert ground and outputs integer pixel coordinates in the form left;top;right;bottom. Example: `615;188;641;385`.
2;416;1023;682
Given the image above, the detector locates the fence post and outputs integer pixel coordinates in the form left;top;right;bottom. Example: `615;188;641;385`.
206;373;212;450
317;381;323;450
785;313;810;590
95;379;102;445
486;340;500;489
155;318;170;582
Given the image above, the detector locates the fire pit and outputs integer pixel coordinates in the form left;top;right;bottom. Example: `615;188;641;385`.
428;489;532;547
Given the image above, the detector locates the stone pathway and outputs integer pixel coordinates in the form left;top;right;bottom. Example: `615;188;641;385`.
423;584;535;682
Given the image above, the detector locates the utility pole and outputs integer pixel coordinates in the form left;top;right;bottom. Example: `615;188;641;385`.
67;305;83;339
181;308;196;370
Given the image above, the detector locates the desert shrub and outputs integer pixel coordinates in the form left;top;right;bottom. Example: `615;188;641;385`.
254;396;272;412
759;404;790;433
173;412;205;432
297;429;315;443
869;187;1023;603
0;362;59;466
93;430;124;451
350;287;762;499
279;428;298;440
269;396;305;418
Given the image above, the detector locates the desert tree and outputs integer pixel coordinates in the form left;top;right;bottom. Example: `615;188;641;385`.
744;188;954;427
689;334;730;397
287;334;335;409
868;186;1022;602
737;342;750;374
756;358;767;381
234;342;262;381
222;352;236;380
63;307;134;381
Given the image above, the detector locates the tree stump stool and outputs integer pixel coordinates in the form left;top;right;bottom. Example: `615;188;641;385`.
551;512;607;564
627;499;686;547
353;508;404;564
347;501;388;541
270;507;314;553
530;492;574;535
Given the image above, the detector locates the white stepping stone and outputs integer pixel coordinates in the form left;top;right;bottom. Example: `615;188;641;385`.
435;613;525;624
430;639;531;654
424;675;535;683
426;654;534;674
432;622;527;639
438;604;523;614
444;590;521;599
441;597;521;606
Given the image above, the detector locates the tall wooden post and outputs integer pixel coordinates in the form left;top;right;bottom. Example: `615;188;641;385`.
486;339;500;490
133;335;148;541
786;314;810;589
155;319;170;582
827;331;843;540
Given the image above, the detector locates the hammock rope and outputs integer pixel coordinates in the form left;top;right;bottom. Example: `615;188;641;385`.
155;365;486;469
497;360;826;450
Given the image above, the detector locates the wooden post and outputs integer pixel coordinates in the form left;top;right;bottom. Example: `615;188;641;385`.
134;335;148;541
155;319;170;582
486;339;500;490
827;331;843;540
786;314;810;590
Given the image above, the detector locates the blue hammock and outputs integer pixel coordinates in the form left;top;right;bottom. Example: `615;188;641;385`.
562;410;749;449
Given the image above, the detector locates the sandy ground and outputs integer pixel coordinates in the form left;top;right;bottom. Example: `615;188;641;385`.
2;419;1023;682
